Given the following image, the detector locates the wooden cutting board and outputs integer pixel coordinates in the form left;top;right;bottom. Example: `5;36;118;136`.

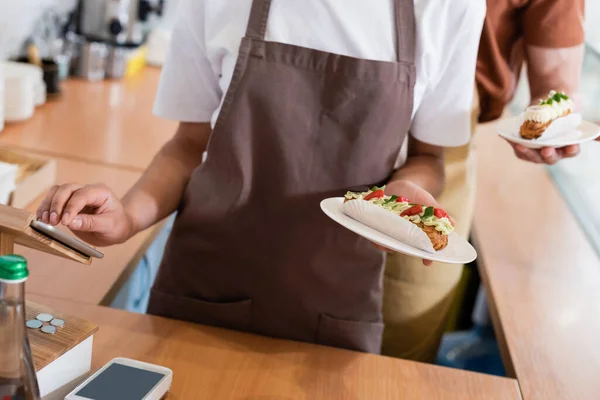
26;301;98;371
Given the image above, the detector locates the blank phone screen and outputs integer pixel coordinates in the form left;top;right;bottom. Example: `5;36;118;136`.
76;363;165;400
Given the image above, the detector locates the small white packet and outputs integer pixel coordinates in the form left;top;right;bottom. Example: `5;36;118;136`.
540;113;583;140
341;199;435;253
517;112;583;140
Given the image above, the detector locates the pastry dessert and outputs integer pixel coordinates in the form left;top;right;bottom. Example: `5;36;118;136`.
344;186;454;251
520;90;574;140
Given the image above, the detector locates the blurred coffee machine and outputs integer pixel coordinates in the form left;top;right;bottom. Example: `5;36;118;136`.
65;0;167;81
77;0;164;45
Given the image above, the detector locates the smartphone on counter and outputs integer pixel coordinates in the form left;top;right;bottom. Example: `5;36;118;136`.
30;220;104;259
65;358;173;400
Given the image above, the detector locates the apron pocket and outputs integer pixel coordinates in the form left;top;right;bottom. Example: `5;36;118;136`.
316;314;384;354
148;289;252;332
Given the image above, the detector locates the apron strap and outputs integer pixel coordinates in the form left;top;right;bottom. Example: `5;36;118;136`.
395;0;416;64
246;0;272;40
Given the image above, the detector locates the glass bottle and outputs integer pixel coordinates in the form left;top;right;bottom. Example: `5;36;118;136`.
0;255;40;400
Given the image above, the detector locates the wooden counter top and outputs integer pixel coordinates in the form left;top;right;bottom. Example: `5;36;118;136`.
30;294;522;400
8;149;160;305
4;68;585;398
0;68;174;171
473;123;600;400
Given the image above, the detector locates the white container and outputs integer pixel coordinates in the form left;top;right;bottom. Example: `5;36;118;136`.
4;73;35;122
0;64;4;132
2;61;45;106
36;81;47;106
3;61;43;82
38;336;94;400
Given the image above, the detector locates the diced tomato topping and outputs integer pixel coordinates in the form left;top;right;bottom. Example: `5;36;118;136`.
364;190;385;200
434;208;448;219
400;205;423;217
396;196;410;203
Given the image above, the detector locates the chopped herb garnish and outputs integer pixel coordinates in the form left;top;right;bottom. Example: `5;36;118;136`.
546;98;554;105
422;206;434;219
385;195;398;203
542;92;569;106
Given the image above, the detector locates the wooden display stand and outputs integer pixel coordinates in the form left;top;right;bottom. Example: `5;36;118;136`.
0;203;91;264
27;302;98;399
0;203;98;399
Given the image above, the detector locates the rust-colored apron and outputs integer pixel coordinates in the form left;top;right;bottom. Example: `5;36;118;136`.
147;0;416;354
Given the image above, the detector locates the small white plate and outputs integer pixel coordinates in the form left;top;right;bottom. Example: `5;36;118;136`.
320;198;477;264
496;115;600;149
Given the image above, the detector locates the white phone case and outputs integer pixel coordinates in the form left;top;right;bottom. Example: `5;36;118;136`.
64;358;173;400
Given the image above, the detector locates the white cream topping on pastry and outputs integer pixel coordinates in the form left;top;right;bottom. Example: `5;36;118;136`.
524;90;573;123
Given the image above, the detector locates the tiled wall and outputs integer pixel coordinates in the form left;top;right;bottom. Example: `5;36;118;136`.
586;0;600;53
0;0;76;60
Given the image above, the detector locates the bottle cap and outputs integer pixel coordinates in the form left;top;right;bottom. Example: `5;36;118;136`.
0;255;28;283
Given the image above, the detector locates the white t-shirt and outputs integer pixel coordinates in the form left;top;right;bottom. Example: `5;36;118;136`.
153;0;485;148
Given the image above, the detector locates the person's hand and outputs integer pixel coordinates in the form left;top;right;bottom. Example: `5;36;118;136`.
372;180;451;266
506;140;580;165
35;183;134;247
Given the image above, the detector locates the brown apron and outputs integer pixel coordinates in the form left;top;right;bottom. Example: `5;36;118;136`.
147;0;416;354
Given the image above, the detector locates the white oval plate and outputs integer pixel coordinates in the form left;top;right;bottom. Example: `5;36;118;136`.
320;198;477;264
496;115;600;149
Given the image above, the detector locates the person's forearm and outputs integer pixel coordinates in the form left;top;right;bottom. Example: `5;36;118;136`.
122;122;211;235
527;44;585;109
389;156;445;197
388;136;445;197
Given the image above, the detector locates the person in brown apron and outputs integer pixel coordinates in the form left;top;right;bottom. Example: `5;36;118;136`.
35;0;473;354
145;0;419;354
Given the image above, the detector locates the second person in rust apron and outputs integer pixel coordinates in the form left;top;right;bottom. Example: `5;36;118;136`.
147;0;417;354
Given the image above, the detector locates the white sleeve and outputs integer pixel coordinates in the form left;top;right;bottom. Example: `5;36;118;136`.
409;3;486;147
153;0;222;122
